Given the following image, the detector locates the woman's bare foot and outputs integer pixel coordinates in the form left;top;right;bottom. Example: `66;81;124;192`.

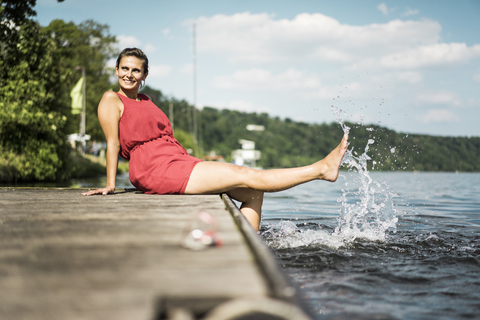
317;134;349;182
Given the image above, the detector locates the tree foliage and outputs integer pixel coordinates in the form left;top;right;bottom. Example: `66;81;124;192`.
0;0;115;182
0;19;68;181
0;0;36;42
42;19;117;140
140;85;197;151
0;0;63;43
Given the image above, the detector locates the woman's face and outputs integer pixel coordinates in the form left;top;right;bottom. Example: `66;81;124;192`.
115;56;148;93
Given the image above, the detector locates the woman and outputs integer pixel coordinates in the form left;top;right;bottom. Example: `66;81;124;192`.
82;48;348;231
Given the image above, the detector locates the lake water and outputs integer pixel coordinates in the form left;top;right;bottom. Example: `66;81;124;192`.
261;171;480;320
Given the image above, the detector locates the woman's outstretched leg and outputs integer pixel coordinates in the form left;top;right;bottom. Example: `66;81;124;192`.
185;134;348;194
184;135;348;230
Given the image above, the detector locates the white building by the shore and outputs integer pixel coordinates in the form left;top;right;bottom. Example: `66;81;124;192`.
232;139;261;168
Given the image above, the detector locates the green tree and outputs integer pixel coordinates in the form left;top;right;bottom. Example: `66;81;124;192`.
0;20;68;181
0;0;36;41
42;19;117;140
140;85;197;151
1;0;116;182
0;0;64;45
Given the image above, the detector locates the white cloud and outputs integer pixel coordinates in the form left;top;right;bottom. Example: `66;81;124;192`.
117;35;142;48
377;3;388;15
466;98;480;107
397;71;423;84
212;67;366;101
225;100;256;112
312;47;352;63
202;99;271;114
381;43;480;68
417;109;460;123
193;12;442;66
148;64;172;77
162;28;171;35
377;3;397;15
313;81;362;99
403;7;419;16
181;64;194;75
144;43;156;53
473;73;480;82
416;91;461;106
213;68;321;91
117;35;155;53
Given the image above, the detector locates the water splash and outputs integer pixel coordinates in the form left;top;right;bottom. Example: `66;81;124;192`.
263;105;398;249
334;104;398;241
332;105;350;136
262;220;351;249
336;134;398;243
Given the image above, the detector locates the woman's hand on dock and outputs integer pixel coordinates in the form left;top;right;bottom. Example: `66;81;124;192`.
82;187;115;196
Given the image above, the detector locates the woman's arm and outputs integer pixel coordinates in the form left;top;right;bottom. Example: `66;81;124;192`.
82;92;123;196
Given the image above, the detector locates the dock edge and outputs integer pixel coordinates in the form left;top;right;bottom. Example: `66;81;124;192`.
220;193;314;319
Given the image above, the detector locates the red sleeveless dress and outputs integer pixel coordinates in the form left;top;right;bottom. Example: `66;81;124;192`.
116;92;202;194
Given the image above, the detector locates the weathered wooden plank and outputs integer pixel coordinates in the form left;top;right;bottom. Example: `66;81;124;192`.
0;188;269;320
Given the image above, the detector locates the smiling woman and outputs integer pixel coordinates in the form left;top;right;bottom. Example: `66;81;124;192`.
82;47;348;231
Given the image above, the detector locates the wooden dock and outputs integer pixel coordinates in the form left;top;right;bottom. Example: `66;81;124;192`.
0;188;311;320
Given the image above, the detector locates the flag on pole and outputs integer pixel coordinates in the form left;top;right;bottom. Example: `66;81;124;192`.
70;77;84;115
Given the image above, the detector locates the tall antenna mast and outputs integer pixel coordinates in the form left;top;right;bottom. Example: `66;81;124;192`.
192;22;198;157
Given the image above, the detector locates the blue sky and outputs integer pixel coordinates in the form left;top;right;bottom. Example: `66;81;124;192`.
35;0;480;137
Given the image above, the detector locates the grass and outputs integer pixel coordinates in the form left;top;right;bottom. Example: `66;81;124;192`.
0;151;129;184
68;152;128;179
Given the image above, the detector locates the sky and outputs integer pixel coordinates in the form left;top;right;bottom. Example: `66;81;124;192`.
35;0;480;137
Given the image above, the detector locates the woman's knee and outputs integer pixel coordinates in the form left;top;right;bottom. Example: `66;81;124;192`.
227;188;263;204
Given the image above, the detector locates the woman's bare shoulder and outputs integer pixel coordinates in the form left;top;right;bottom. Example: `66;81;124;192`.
98;91;123;118
102;90;121;101
99;91;122;107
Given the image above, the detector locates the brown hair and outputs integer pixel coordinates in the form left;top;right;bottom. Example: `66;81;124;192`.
115;48;149;73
